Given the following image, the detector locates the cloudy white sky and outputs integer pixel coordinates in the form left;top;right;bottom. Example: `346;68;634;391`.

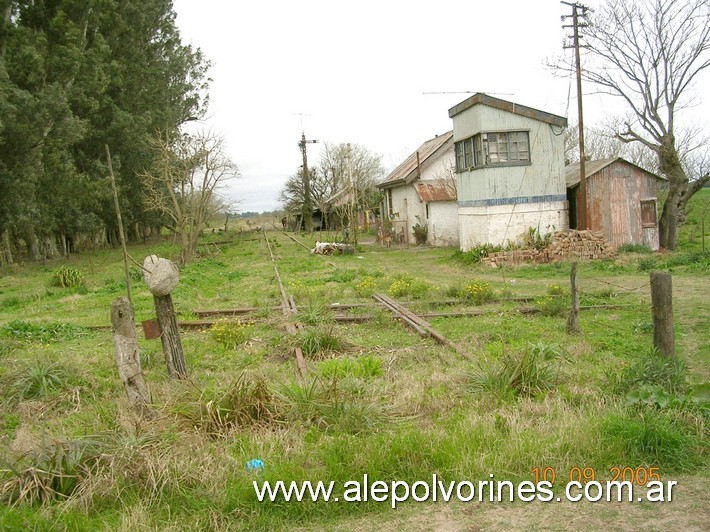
173;0;709;213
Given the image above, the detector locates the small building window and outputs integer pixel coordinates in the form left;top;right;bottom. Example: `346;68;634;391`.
641;199;658;227
425;203;430;219
455;131;530;171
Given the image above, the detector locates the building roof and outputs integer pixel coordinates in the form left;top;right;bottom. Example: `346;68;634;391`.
565;157;664;188
377;131;453;189
414;181;456;202
448;93;567;128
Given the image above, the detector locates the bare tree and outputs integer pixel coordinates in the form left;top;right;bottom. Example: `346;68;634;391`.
431;155;458;200
143;130;239;262
279;166;333;228
563;122;658;171
318;142;385;215
559;0;710;249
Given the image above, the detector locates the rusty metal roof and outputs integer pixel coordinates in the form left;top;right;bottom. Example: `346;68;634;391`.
414;181;457;202
448;93;567;128
565;157;664;188
378;131;453;188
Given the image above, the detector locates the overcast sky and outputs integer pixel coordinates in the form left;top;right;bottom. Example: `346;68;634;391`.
173;0;710;213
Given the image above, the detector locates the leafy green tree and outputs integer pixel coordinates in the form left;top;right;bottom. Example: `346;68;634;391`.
0;0;210;262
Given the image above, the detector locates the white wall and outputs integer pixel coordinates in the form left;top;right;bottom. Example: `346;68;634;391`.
388;185;423;243
459;200;569;251
428;201;459;246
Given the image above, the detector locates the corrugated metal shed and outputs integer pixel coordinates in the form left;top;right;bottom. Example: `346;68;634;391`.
414;181;456;202
378;131;453;188
565;157;663;187
565;157;661;250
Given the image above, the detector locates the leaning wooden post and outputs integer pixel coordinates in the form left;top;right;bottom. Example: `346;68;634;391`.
650;271;675;358
110;296;152;417
566;262;580;334
143;255;188;378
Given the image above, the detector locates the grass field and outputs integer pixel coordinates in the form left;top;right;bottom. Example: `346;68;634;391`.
0;195;708;530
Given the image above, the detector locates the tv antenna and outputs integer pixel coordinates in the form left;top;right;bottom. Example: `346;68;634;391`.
292;112;311;131
422;91;515;96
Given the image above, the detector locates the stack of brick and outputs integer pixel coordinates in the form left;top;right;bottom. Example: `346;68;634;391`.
545;230;612;261
482;230;614;267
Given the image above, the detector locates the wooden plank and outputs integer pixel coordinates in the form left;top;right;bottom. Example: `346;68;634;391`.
373;293;470;359
373;294;428;337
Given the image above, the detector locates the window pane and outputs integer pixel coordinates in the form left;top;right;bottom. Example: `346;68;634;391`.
473;135;482;166
464;138;473;167
641;200;657;225
455;142;465;171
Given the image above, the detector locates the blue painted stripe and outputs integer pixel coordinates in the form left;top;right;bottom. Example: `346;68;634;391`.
458;194;567;208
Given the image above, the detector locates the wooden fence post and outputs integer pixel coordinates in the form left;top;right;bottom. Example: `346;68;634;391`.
566;262;580;334
143;255;188;379
110;297;152;416
650;271;675;358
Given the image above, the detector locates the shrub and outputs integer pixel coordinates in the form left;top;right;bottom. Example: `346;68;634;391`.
50;266;85;288
278;377;393;434
176;373;277;435
299;327;345;358
387;275;412;297
298;302;332;325
534;295;567;317
211;320;254;350
355;276;376;297
8;359;73;400
520;226;551;250
454;244;502;265
412;217;428;245
611;349;689;396
462;279;494;305
546;283;567;296
386;274;432;299
637;257;658;272
469;342;567;399
0;438;104;505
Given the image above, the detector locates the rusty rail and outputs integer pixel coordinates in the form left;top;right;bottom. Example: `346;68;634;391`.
263;228;308;378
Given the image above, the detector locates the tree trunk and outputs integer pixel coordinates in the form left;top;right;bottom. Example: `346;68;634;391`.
657;135;687;251
1;229;12;265
110;297;153;416
26;230;40;261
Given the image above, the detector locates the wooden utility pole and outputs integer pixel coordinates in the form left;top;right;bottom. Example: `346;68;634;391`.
106;144;132;304
298;132;318;233
650;271;675;358
346;143;358;246
562;1;590;230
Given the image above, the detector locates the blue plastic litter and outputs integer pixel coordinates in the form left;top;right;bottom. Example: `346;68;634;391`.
246;459;265;471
